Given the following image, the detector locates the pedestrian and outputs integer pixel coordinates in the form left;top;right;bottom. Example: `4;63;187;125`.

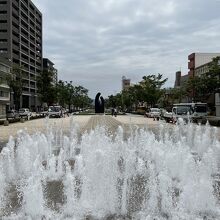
114;108;117;117
111;108;114;116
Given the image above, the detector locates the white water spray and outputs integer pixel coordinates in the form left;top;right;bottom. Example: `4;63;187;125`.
0;120;220;219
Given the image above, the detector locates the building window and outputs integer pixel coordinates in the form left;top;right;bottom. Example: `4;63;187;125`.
0;39;7;43
0;90;9;97
0;64;10;73
0;48;7;52
0;1;6;4
0;11;7;14
0;104;6;117
0;29;7;32
0;20;7;23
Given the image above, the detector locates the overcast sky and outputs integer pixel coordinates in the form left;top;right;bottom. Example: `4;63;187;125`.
32;0;220;98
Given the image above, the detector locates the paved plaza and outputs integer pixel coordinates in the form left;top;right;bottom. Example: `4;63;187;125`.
1;114;220;149
0;115;158;145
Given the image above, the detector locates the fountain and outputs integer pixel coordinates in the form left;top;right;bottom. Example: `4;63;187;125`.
0;117;220;219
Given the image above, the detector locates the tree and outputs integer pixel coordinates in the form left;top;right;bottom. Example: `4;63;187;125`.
37;70;57;106
139;74;168;106
72;85;90;109
107;73;168;111
160;87;186;109
207;56;220;92
184;56;220;102
56;80;68;107
56;81;92;111
6;65;23;110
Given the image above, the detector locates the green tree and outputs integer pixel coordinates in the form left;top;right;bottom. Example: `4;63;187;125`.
184;56;220;102
56;81;92;111
6;65;23;110
72;85;90;109
37;70;57;106
160;87;186;109
107;74;167;111
140;74;168;106
56;80;69;107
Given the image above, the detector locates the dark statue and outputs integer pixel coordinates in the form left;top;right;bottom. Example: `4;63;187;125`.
95;92;105;113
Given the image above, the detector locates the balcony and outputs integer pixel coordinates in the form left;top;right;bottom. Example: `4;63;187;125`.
36;60;41;66
29;3;35;14
21;64;29;72
29;43;35;51
30;75;35;81
12;44;19;52
21;24;28;33
21;57;29;64
21;48;28;56
22;73;29;80
29;30;35;39
30;82;36;88
20;40;29;48
30;59;35;66
30;21;35;30
21;0;28;7
30;88;36;94
20;32;29;40
12;27;19;35
12;0;19;7
30;53;35;60
29;12;35;21
35;21;42;30
23;83;29;88
12;6;19;17
12;53;20;60
20;6;28;18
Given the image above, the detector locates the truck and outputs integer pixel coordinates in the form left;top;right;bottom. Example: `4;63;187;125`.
163;103;208;124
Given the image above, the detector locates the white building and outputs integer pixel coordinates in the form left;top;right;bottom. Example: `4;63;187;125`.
188;53;220;116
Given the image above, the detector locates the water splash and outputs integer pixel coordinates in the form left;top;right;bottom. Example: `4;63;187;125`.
0;121;220;219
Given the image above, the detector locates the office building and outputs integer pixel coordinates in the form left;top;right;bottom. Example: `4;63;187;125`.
0;0;42;110
174;71;189;88
188;53;220;76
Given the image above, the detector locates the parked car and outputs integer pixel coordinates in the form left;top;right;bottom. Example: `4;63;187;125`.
145;108;160;119
19;108;32;118
6;110;20;119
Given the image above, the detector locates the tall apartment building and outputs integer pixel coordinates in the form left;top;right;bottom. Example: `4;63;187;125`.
43;58;58;85
0;0;42;110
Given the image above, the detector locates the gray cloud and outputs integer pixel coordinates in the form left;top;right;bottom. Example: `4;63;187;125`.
33;0;220;97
